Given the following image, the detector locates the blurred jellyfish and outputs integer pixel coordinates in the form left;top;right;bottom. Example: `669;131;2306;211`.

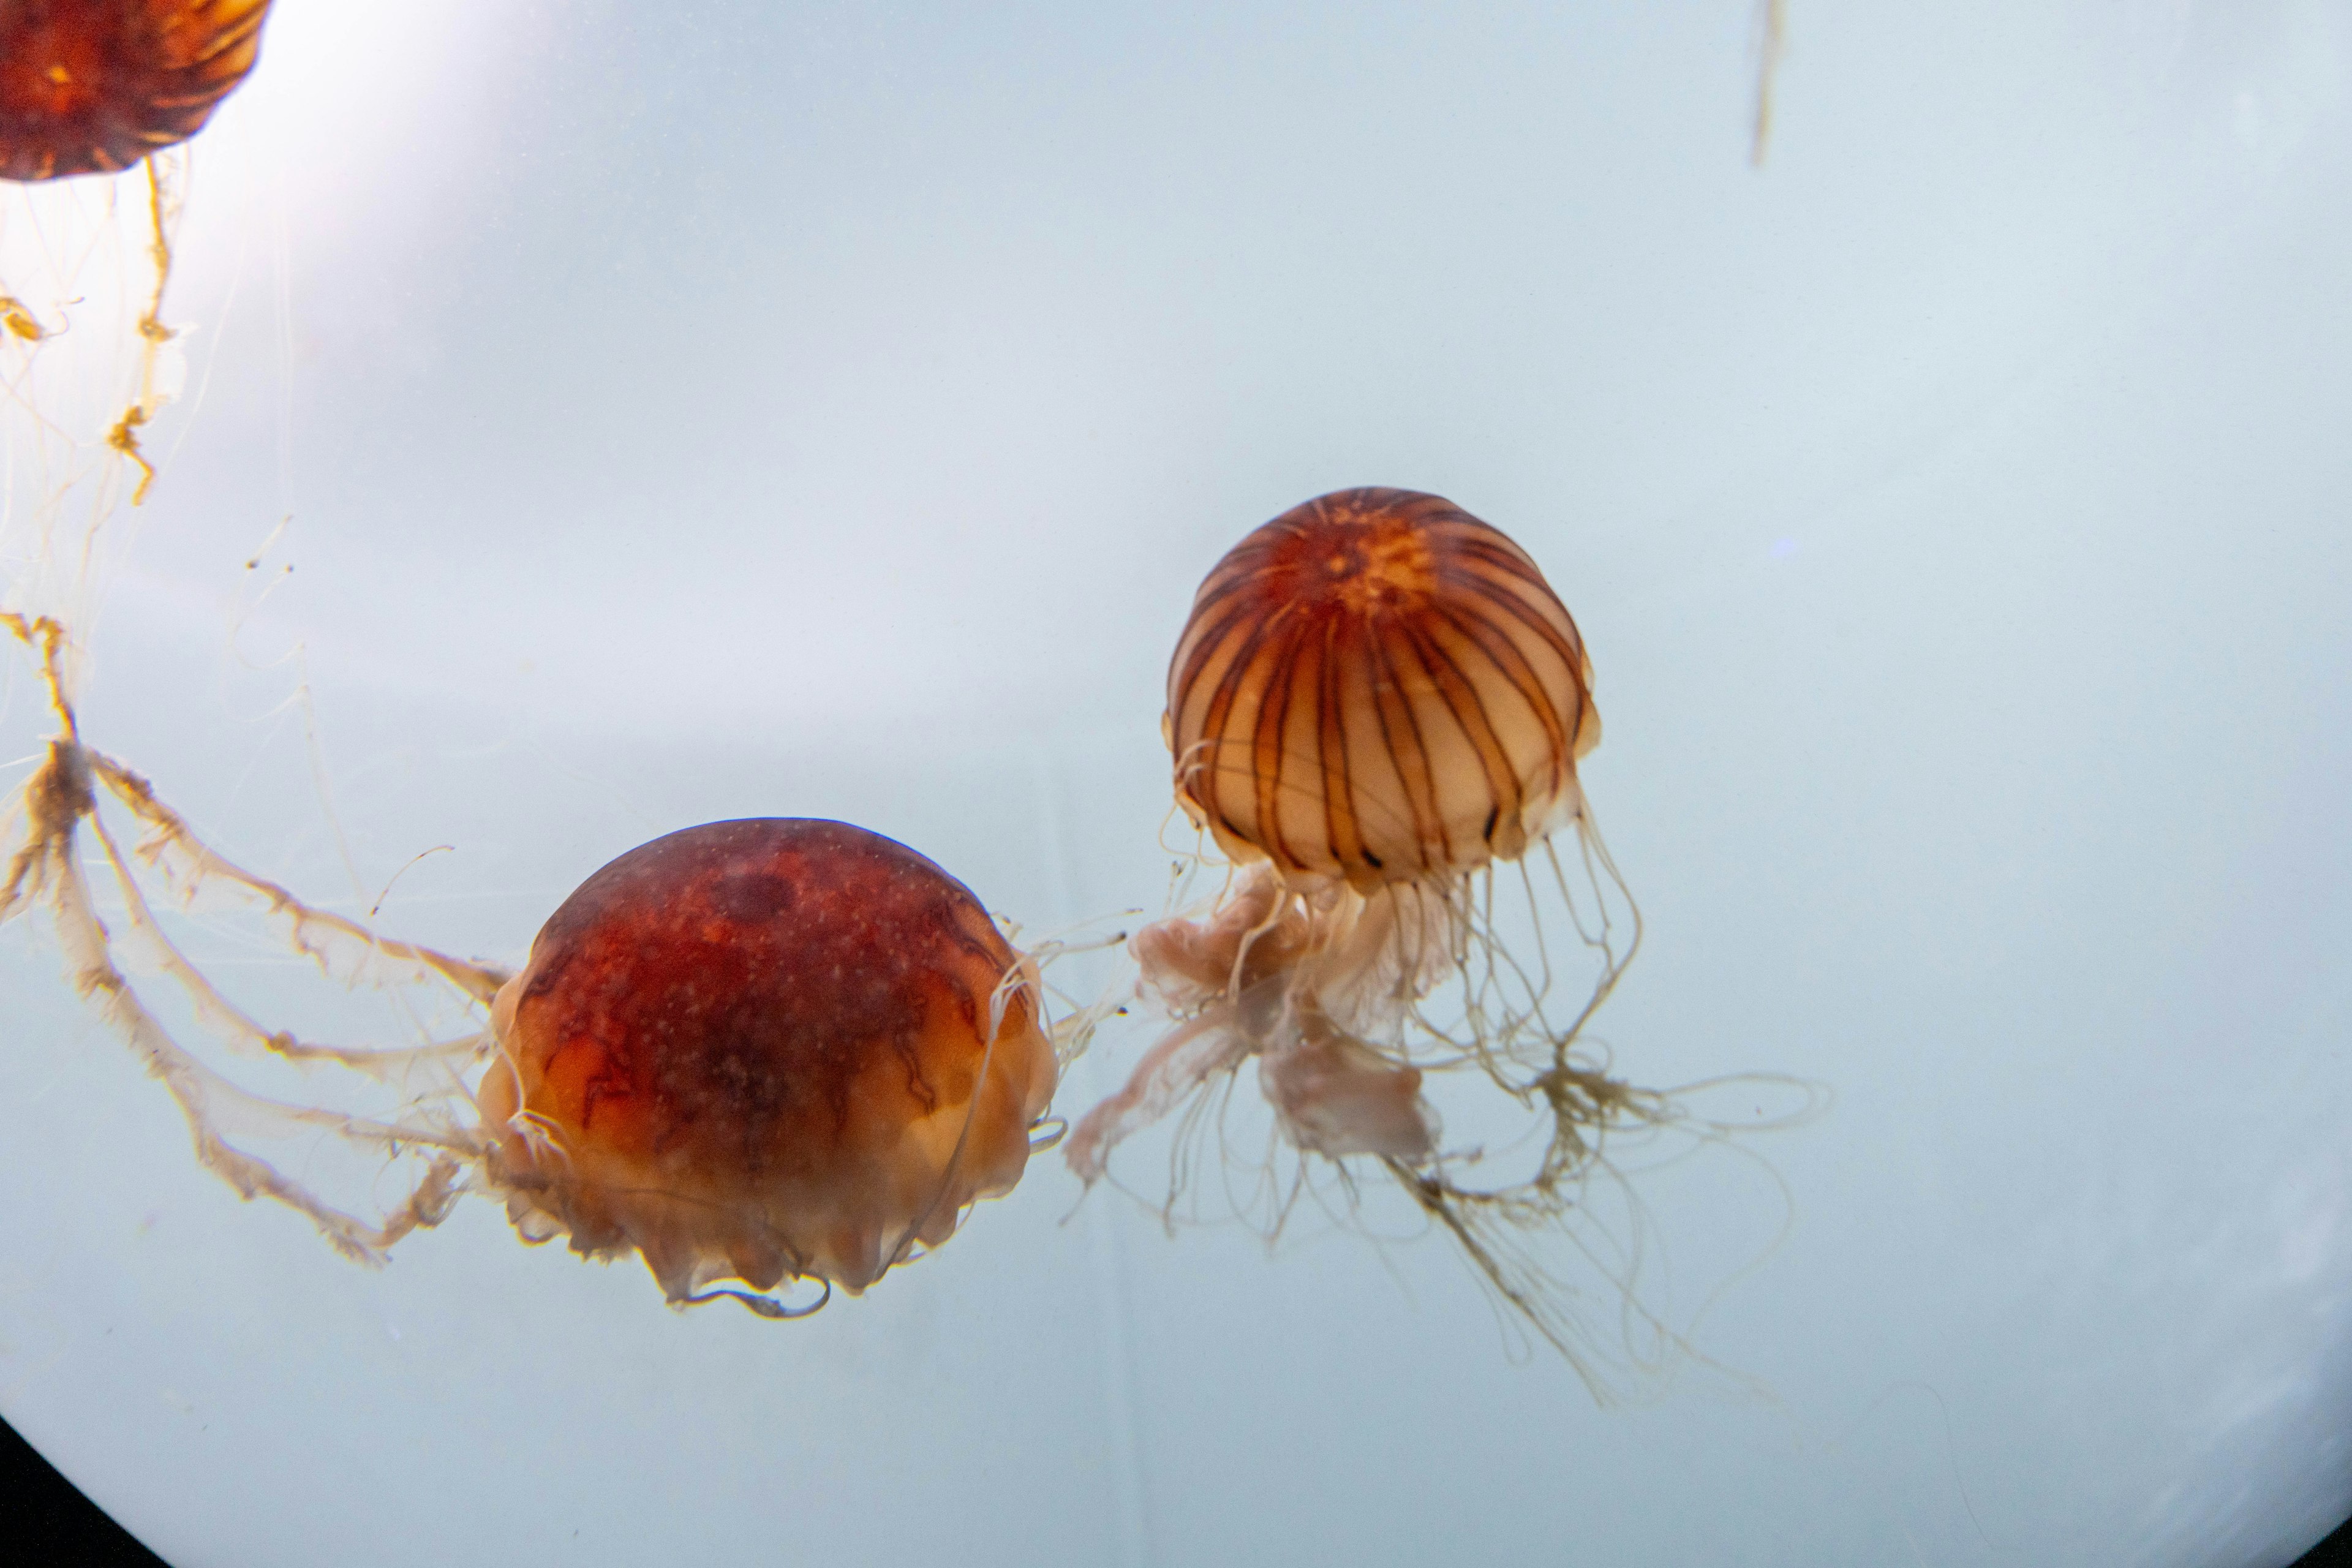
0;0;274;181
1070;487;1785;1389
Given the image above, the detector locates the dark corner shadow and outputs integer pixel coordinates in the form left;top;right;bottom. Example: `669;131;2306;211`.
2;1402;2348;1566
1;1414;167;1567
2301;1511;2352;1568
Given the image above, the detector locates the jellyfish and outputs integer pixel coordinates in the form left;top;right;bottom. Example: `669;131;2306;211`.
1069;486;1744;1387
2;654;1092;1316
478;818;1069;1310
0;0;274;182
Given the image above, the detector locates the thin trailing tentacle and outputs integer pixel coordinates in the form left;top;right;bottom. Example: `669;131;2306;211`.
1072;811;1809;1399
90;748;509;1005
3;611;496;1260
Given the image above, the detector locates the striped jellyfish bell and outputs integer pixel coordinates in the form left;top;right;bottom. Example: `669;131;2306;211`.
1164;486;1602;891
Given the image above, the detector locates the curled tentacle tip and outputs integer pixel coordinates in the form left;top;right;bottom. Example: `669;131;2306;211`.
681;1279;831;1321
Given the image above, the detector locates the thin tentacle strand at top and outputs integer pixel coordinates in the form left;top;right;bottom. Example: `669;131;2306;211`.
0;613;508;1266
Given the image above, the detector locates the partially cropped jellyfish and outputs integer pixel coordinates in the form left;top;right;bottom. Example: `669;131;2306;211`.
0;1;276;505
0;0;274;181
1071;487;1724;1388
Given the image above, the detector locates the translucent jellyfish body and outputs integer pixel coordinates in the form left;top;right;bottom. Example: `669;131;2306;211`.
1072;487;1681;1382
0;0;273;181
481;819;1061;1305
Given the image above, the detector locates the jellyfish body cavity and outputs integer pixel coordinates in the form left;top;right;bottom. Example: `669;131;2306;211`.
0;0;273;183
481;818;1060;1304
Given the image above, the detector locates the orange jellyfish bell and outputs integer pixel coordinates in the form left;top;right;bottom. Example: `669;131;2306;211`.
0;0;273;182
1166;486;1602;889
478;818;1061;1309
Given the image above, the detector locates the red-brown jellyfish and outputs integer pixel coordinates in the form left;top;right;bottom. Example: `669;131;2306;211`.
0;668;1085;1314
1071;488;1692;1386
479;819;1063;1310
0;0;273;181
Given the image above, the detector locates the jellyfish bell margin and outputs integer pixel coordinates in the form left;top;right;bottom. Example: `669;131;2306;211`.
1070;487;1793;1395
